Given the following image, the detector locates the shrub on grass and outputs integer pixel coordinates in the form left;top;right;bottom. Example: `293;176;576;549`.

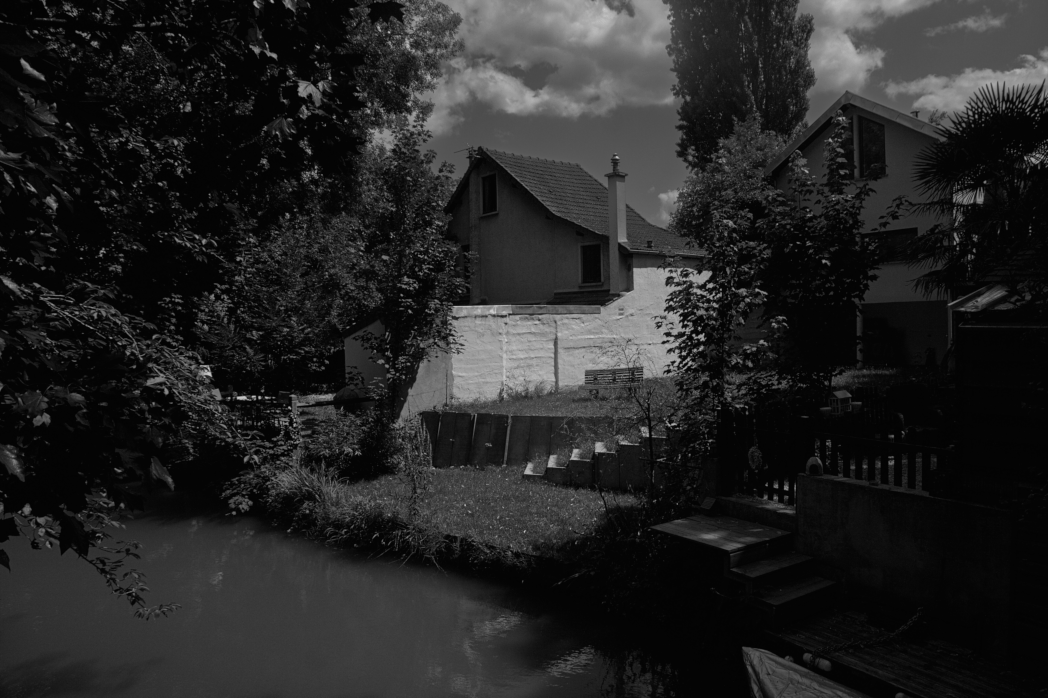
302;408;361;472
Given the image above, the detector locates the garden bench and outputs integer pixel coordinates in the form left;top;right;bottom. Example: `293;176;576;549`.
584;367;643;397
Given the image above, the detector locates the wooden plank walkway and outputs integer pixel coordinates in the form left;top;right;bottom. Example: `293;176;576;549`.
767;611;1039;698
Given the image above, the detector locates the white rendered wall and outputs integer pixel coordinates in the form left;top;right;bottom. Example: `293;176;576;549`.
448;257;706;403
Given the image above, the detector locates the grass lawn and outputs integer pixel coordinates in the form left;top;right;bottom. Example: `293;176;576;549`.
419;466;640;554
262;461;642;560
278;401;644;559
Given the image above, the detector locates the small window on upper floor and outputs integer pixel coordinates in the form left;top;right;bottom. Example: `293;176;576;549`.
481;173;498;215
580;243;602;285
858;116;886;179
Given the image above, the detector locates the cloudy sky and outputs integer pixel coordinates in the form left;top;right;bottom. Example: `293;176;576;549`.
423;0;1048;225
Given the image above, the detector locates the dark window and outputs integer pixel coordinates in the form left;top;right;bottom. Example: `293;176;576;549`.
481;173;497;214
864;228;916;263
580;244;602;284
858;117;886;179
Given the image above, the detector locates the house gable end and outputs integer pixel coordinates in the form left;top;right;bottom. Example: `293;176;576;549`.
765;92;943;179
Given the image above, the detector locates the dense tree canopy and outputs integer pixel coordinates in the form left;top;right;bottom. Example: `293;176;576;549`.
0;0;462;611
195;111;465;398
908;82;1048;306
350;115;466;422
663;0;816;169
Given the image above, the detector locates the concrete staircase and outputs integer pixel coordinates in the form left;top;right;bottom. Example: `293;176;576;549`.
651;510;836;625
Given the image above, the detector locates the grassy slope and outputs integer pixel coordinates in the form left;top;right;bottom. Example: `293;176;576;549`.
286;402;643;558
451;377;676;418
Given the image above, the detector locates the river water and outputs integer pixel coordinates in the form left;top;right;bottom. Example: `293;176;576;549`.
0;494;738;697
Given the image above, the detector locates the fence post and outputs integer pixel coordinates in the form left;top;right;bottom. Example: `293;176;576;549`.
716;408;736;497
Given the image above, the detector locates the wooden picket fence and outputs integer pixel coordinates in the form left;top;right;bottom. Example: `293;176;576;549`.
813;431;951;495
717;405;953;503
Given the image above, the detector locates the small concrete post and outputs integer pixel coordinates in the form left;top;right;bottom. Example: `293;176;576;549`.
595;442;621;490
617;442;644;490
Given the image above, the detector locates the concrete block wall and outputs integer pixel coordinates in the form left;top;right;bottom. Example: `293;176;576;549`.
344;261;707;410
447;262;706;403
796;474;1013;656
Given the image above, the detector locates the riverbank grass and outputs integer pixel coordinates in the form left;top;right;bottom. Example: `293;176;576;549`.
261;458;641;557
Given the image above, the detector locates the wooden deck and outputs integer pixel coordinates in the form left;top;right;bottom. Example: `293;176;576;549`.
766;611;1039;698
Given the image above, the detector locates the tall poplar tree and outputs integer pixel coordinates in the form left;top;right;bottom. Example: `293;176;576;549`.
664;0;816;169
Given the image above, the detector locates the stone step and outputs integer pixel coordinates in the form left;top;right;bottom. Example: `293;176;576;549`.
567;449;593;487
650;514;793;571
544;455;568;486
523;457;549;481
752;576;837;625
727;552;814;591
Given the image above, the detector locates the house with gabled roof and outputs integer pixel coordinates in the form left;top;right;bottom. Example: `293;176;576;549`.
343;149;705;411
444;147;699;306
765;91;950;366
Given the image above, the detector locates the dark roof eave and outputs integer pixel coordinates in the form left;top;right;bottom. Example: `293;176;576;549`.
629;247;704;258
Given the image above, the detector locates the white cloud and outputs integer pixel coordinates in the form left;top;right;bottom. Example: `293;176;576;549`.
656;189;678;225
425;0;673;136
800;0;940;94
809;26;886;94
884;48;1048;112
925;10;1007;37
802;0;940;32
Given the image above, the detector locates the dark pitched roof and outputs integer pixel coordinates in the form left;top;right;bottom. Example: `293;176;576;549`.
447;147;697;256
764;91;944;178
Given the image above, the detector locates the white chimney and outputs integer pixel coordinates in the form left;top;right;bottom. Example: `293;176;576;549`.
606;153;628;294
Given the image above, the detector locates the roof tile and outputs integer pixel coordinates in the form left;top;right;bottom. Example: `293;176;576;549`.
480;148;695;256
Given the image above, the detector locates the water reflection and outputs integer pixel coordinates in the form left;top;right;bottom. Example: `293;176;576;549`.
3;493;710;698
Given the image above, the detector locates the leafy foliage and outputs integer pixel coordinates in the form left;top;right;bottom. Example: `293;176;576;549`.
195;210;370;393
0;0;466;611
0;286;224;616
761;116;885;395
661;117;785;444
908;82;1048;305
352;115;467;422
663;0;816;169
664;114;882;443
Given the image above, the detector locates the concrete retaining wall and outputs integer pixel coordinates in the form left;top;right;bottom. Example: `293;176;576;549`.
796;474;1012;655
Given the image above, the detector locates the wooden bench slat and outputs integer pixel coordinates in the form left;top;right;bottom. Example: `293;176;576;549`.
583;367;643;393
